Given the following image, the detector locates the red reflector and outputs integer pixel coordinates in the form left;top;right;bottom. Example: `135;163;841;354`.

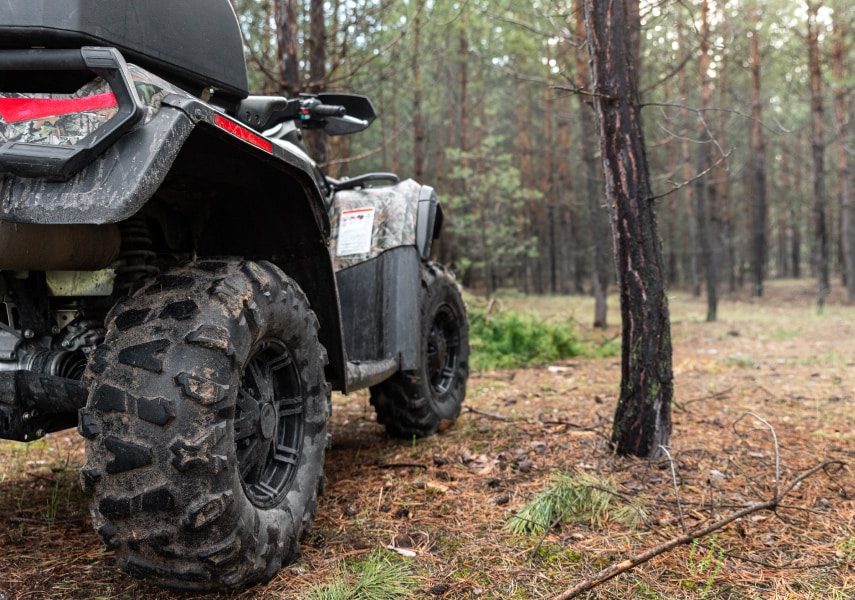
213;114;272;152
0;92;118;123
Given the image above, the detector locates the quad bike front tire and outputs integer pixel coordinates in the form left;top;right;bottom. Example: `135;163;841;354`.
370;262;469;438
79;259;330;591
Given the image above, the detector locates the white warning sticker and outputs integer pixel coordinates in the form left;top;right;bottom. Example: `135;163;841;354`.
337;207;375;256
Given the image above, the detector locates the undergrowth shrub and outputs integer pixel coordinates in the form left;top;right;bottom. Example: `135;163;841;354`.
468;307;584;370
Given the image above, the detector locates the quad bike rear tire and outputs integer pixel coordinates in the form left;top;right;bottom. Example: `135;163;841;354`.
370;262;469;438
79;259;329;591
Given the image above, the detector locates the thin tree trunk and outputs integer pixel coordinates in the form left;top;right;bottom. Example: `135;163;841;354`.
696;0;717;322
541;60;557;294
412;11;425;181
677;10;700;297
717;2;735;292
307;0;328;163
276;0;300;97
749;2;767;297
517;81;535;293
793;134;804;279
262;1;277;93
556;41;574;296
574;10;608;327
808;1;830;309
832;9;854;300
390;65;399;176
583;0;673;457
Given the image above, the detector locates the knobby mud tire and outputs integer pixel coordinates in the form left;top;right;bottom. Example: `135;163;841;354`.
79;259;330;591
370;262;469;438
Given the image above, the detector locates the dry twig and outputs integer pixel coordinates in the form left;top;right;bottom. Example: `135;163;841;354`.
466;406;511;422
548;413;846;600
549;459;844;600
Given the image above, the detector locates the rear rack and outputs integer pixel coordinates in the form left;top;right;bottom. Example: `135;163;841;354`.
0;46;146;180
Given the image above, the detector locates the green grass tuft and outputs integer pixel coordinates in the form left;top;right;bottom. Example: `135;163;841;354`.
299;551;416;600
507;471;646;536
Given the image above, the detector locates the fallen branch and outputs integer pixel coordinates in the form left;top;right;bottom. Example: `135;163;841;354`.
375;462;427;470
548;459;844;600
672;387;733;412
466;406;511;422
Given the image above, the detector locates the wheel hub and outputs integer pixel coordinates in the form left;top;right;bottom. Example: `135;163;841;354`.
234;337;304;509
427;305;460;395
428;329;448;375
259;402;277;440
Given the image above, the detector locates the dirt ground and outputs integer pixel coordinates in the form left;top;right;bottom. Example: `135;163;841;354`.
1;279;853;599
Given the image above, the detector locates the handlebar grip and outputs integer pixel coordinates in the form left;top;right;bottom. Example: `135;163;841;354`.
311;104;346;118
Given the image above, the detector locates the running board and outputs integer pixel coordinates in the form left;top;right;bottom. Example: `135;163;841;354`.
345;357;400;392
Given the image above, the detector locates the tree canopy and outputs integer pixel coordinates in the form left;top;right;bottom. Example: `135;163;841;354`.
231;0;854;309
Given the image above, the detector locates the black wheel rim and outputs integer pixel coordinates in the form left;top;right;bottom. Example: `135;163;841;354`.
427;304;461;395
234;337;304;508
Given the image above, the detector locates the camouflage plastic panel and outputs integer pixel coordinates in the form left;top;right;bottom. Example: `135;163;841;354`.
329;178;421;271
127;64;186;123
0;64;183;147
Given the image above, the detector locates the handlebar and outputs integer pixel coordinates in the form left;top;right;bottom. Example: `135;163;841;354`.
236;92;375;135
307;102;345;118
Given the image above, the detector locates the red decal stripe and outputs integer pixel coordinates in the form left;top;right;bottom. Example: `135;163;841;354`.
213;114;272;152
0;92;118;123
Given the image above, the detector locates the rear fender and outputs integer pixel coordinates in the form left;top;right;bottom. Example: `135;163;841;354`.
146;95;348;389
0;105;192;224
0;92;348;388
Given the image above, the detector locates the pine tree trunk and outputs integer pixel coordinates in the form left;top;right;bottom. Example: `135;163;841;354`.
677;11;700;297
696;0;717;322
717;4;735;292
832;9;854;301
306;0;328;164
412;12;425;181
275;0;300;98
555;37;574;295
750;3;767;297
574;12;609;327
793;134;804;279
583;0;673;457
808;1;830;309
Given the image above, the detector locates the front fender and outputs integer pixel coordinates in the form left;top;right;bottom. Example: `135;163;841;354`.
329;178;442;271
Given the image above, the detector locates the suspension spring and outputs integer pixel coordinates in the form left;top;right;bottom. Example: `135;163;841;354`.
115;217;159;294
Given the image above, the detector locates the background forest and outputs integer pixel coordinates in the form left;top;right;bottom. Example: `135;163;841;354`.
231;0;854;316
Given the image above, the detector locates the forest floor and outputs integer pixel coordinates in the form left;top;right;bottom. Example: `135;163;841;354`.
1;279;854;599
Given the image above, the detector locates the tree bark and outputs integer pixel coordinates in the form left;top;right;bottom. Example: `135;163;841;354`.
583;0;673;457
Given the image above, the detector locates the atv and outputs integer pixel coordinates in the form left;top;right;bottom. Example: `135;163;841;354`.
0;0;469;591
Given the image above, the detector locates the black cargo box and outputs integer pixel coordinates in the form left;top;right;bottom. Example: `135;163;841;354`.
0;0;248;104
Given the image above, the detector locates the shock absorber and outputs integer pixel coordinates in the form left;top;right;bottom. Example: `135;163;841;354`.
115;216;159;294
